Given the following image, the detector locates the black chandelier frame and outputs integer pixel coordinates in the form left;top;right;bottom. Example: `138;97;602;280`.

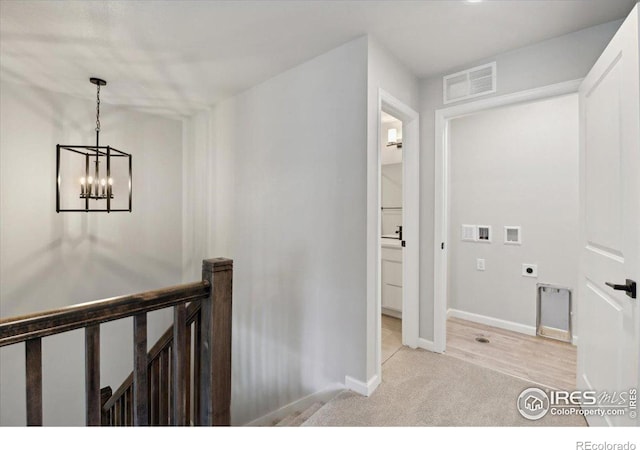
56;144;132;213
56;77;132;213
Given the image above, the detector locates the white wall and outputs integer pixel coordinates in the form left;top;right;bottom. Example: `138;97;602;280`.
182;104;236;280
448;94;579;331
0;81;183;425
185;37;369;425
366;37;420;380
185;35;420;412
182;109;214;281
419;20;622;341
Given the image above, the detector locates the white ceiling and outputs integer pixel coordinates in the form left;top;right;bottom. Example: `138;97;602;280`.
1;0;635;118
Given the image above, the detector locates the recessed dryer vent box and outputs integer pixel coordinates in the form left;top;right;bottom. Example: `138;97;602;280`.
537;284;572;343
504;226;521;245
477;225;491;243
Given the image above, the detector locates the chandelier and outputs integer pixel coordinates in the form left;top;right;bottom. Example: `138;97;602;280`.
56;78;132;212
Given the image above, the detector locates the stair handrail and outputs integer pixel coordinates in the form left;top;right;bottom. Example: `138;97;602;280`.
0;257;233;427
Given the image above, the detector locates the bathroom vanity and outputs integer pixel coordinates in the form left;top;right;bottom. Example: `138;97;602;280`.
381;238;402;317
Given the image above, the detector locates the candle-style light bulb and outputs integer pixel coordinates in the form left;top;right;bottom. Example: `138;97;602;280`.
80;177;86;196
101;178;106;197
87;176;93;196
108;178;113;186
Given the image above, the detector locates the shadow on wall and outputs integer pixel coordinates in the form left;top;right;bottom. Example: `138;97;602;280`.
230;240;341;425
0;78;183;425
231;245;305;425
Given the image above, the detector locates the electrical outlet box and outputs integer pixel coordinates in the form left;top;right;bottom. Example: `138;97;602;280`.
477;259;485;271
522;264;538;278
461;224;476;242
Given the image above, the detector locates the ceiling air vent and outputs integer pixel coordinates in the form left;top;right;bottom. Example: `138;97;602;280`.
443;62;496;104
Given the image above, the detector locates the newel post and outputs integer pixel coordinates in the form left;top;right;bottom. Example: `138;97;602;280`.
199;258;233;426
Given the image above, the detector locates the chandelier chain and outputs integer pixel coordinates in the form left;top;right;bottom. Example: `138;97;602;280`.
95;84;101;133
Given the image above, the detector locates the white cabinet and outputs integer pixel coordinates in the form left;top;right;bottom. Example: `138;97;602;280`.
381;246;402;314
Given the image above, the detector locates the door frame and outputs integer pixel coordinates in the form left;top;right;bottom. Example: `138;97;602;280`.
433;79;583;353
374;89;420;381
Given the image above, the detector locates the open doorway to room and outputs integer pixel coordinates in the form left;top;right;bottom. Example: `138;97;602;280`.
380;111;404;363
368;90;419;390
435;88;581;392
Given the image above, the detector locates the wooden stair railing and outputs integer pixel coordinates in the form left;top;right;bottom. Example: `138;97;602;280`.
101;299;202;425
0;258;232;426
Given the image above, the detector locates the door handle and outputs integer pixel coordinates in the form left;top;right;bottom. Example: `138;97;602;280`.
605;279;637;299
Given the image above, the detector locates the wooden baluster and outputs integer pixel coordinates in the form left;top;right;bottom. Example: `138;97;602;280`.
85;325;101;426
122;390;128;426
122;388;131;427
147;368;151;423
115;399;121;426
193;313;201;425
129;386;134;426
169;346;174;425
25;338;43;426
199;271;212;426
100;387;112;426
159;348;169;425
133;313;149;426
172;304;187;426
185;322;192;426
200;258;233;426
150;358;160;425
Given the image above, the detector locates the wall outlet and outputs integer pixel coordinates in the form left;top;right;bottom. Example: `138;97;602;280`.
522;264;538;278
477;258;486;271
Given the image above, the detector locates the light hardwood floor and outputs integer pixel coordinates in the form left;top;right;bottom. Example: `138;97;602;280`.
381;315;577;391
381;315;402;364
446;317;577;391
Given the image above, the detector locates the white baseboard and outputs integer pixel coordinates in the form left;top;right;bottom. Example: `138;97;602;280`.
382;307;402;319
244;382;344;426
417;338;438;352
345;374;380;397
447;308;536;336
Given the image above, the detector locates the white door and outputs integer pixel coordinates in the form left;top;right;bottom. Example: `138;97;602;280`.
578;5;639;427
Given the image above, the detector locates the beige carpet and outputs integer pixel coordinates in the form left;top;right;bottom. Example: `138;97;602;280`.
303;347;586;427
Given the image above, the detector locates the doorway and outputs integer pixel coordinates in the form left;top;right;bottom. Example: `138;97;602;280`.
370;90;419;391
434;82;583;391
380;110;404;363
